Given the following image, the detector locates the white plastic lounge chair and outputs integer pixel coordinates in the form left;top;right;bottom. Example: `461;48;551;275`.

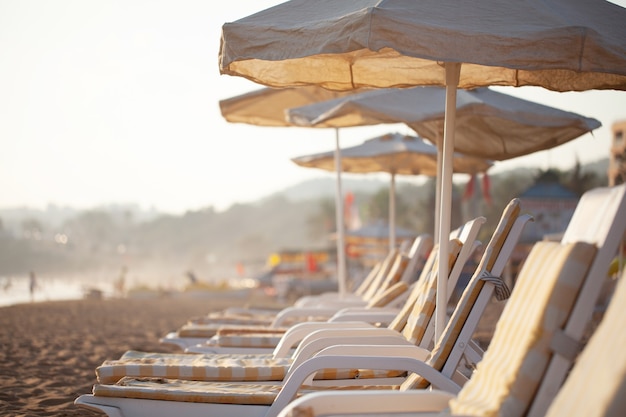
275;259;626;417
76;200;530;413
93;236;467;386
90;206;514;387
74;184;626;417
160;219;483;351
158;235;433;350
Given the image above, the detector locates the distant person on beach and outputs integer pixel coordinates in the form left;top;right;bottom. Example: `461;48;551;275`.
186;270;198;284
114;266;127;298
2;276;12;291
29;271;37;302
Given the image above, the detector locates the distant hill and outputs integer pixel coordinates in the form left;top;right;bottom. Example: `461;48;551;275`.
272;176;420;202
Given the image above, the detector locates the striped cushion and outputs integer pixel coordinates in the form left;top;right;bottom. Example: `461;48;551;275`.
448;241;596;417
400;239;462;344
388;243;439;333
366;281;409;308
363;249;399;301
93;377;400;405
96;350;404;385
545;269;626;417
373;254;410;297
212;333;284;348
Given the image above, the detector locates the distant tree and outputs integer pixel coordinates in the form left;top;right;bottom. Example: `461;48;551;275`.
568;158;603;196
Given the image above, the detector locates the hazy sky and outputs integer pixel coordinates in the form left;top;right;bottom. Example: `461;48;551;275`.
1;0;625;214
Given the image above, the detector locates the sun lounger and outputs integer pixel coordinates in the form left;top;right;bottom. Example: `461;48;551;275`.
158;235;433;350
79;199;525;399
74;184;626;417
160;219;483;351
275;257;626;417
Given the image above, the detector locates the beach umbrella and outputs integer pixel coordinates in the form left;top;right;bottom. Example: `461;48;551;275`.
219;0;626;350
288;86;602;161
219;86;355;127
287;85;601;245
292;132;492;250
219;86;362;297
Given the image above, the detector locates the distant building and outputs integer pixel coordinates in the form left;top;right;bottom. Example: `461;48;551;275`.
519;171;579;243
609;119;626;186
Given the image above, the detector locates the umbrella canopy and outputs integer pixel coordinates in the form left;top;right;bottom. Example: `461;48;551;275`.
218;0;626;357
292;132;491;250
219;86;363;297
288;86;602;161
292;132;491;176
220;0;626;91
219;85;355;127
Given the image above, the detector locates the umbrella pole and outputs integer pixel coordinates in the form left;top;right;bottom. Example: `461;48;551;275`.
334;127;347;298
389;171;396;252
436;63;461;340
435;136;442;246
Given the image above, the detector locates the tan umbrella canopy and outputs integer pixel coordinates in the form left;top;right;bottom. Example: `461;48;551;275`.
288;86;602;161
293;132;491;250
219;0;626;361
287;85;601;248
219;86;362;297
219;85;355;127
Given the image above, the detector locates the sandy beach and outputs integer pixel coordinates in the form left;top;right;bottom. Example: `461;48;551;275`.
0;295;252;416
0;293;508;417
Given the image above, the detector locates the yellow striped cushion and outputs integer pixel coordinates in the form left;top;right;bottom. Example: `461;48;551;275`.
96;351;404;385
212;333;284;348
93;377;400;405
216;326;290;336
374;254;410;296
448;241;596;417
363;249;399;301
400;239;462;344
388;243;439;333
366;281;409;308
545;269;626;417
191;315;275;325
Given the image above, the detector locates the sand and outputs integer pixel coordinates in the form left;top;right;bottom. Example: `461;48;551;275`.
0;292;508;417
0;295;249;416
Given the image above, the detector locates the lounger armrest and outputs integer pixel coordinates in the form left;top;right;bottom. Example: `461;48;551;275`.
294;294;362;307
272;322;375;357
329;310;400;325
271;306;346;327
268;355;461;417
289;327;410;359
290;336;419;370
275;389;454;417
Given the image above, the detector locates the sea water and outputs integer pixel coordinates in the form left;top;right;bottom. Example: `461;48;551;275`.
0;275;102;307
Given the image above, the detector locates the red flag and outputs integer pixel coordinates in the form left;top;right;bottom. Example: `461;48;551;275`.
463;174;476;201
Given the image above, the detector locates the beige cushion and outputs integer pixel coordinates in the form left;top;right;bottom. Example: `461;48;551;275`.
93;377;399;405
448;241;596;417
96;350;404;385
545;268;626;417
401;239;462;344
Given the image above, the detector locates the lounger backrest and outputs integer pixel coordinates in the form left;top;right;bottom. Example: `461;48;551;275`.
401;198;521;389
544;268;626;417
529;183;626;417
400;239;463;344
371;253;411;297
362;249;399;301
445;241;597;417
388;242;440;333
